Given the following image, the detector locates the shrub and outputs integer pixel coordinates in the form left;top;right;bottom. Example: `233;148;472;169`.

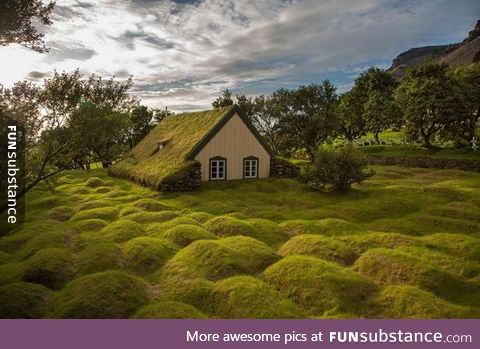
279;235;358;265
77;243;125;275
122;237;176;274
263;255;377;316
133;301;207;319
377;285;474;319
51;271;149;318
212;276;303;318
0;282;53;318
101;220;145;242
303;144;373;191
162;224;217;247
22;248;77;289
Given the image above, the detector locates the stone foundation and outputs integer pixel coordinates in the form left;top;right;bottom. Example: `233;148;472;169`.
159;162;202;191
270;157;300;177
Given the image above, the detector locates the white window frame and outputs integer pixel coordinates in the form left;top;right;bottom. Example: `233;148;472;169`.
210;158;226;180
244;158;258;179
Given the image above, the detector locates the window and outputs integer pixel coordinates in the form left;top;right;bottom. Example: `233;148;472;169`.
244;157;258;179
210;157;226;180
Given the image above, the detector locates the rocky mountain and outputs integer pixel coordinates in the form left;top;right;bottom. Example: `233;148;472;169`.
388;20;480;79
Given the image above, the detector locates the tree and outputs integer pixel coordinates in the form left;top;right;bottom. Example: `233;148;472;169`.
128;105;154;148
248;95;282;155
364;91;402;144
303;144;373;191
336;91;367;142
447;65;480;146
396;63;460;147
212;89;234;108
278;81;338;160
235;94;255;117
0;0;55;52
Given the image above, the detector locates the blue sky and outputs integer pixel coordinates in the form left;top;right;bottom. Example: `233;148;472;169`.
0;0;479;111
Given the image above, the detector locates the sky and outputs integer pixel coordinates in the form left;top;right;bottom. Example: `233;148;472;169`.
0;0;479;111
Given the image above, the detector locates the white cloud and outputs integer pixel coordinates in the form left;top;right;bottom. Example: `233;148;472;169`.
0;0;478;111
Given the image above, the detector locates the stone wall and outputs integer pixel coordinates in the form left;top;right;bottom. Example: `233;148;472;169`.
270;157;300;177
159;162;202;192
368;156;480;172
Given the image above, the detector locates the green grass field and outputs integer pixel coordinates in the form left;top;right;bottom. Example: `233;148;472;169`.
1;166;480;319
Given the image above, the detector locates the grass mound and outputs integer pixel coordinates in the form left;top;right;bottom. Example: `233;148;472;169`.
133;301;207;319
339;232;425;255
161;276;215;314
353;248;479;306
420;233;480;262
84;177;112;188
0;282;53;318
70;207;118;222
213;276;303;319
123;237;176;274
163;236;277;281
77;243;125;275
132;198;169;211
186;211;214;224
127;211;179;224
279;235;358;266
119;206;142;217
162;224;216;247
152;216;201;231
17;231;71;260
47;206;77;222
71;219;108;232
377;285;474;319
244;218;289;246
279;218;356;236
101;220;146;242
263;255;376;316
22;248;77;290
51;271;149;318
204;216;258;238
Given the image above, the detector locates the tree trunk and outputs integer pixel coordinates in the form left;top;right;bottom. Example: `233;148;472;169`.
374;132;380;144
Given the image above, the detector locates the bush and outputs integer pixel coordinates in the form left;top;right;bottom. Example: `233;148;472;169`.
303;144;373;191
212;276;303;318
22;248;77;289
77;243;125;275
263;256;376;316
51;271;149;318
133;301;207;319
0;282;53;318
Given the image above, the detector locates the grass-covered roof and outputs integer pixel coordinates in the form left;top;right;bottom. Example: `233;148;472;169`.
109;106;232;188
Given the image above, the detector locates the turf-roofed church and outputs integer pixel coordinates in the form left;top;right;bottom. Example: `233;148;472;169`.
109;105;274;191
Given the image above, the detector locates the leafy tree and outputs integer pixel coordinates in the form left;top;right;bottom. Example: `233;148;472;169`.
248;95;283;155
0;0;55;52
396;63;460;147
235;94;255;117
336;91;367;142
364;91;402;144
303;144;373;191
212;89;234;108
278;81;338;160
447;65;480;145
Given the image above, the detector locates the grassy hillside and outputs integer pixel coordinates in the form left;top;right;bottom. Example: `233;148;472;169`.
1;166;480;318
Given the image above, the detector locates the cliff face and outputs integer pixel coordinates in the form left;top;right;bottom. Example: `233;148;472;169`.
388;20;480;79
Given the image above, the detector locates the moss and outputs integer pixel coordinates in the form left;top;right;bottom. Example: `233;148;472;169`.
0;251;10;264
51;271;149;318
152;216;201;231
122;237;176;275
377;285;475;319
0;262;25;285
0;229;37;253
132;198;170;211
101;220;146;243
160;276;215;314
133;301;207;319
109;107;231;188
353;248;480;306
279;235;358;266
339;232;425;255
119;206;142;217
186;211;214;224
71;219;108;232
70;207;118;222
22;248;77;290
163;236;277;281
204;216;258;238
213;276;303;319
263;255;377;316
47;206;77;222
77;200;113;211
17;231;71;260
77;243;125;275
0;282;53;318
162;224;217;247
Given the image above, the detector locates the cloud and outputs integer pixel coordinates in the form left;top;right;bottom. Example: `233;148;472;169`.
0;0;479;111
